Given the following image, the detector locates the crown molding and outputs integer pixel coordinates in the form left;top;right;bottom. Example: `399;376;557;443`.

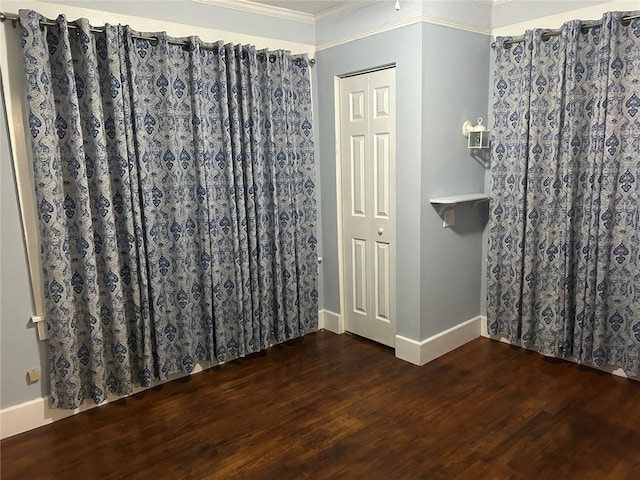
466;0;510;4
192;0;315;24
316;14;491;51
315;1;379;22
422;14;491;36
192;0;497;31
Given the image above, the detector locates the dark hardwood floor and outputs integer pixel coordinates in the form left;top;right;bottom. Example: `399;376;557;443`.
2;331;639;479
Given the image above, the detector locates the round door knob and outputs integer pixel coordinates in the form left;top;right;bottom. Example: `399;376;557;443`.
378;228;384;235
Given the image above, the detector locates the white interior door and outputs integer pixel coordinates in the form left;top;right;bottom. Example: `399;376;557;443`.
339;67;396;347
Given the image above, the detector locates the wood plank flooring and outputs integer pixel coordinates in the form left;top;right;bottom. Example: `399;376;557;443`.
2;331;639;479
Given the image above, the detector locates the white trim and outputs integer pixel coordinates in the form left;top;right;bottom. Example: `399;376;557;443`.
1;16;44;319
395;316;483;366
318;309;343;334
1;309;352;440
334;75;347;342
421;14;492;36
0;360;218;440
483;326;639;382
317;14;491;51
31;315;48;340
480;314;488;337
1;310;340;439
192;0;315;24
395;334;423;365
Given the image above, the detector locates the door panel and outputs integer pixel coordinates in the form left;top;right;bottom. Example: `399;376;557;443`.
352;238;368;314
375;241;390;322
340;68;396;347
373;85;390;118
350;135;366;217
350;90;365;121
374;133;390;218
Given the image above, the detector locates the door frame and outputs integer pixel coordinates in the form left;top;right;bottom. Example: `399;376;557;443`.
334;63;396;340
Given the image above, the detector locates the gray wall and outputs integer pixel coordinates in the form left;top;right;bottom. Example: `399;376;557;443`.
0;83;48;407
419;24;490;338
316;22;491;341
316;24;424;340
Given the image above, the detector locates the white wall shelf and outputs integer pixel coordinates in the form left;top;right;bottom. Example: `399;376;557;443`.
430;193;490;204
429;193;490;215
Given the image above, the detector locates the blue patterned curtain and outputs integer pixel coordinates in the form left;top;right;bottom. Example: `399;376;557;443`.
19;9;317;408
488;11;640;376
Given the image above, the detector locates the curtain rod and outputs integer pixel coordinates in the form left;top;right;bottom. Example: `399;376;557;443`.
0;11;316;66
491;13;640;49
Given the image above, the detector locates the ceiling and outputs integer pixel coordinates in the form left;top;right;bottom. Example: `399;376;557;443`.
233;1;510;19
247;0;358;16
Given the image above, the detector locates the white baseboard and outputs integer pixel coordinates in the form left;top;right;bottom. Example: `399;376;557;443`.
318;309;342;334
2;396;83;440
394;335;423;365
483;318;638;381
1;359;218;440
2;314;346;440
395;315;483;366
480;314;488;337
